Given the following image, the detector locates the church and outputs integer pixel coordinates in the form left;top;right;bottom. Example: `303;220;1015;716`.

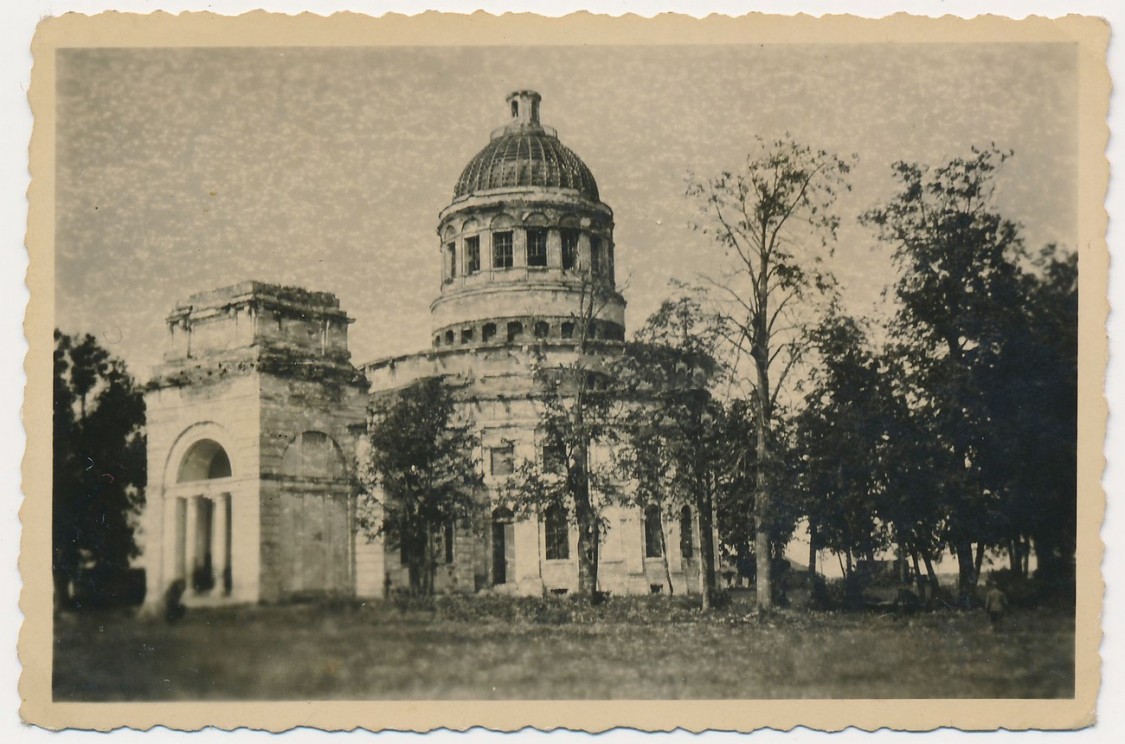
140;91;711;606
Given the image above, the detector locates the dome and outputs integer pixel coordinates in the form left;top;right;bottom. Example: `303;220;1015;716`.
453;91;600;201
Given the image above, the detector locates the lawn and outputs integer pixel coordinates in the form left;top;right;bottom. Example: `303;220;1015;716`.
53;593;1075;701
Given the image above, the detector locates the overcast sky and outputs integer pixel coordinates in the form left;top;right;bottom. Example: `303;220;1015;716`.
55;43;1077;378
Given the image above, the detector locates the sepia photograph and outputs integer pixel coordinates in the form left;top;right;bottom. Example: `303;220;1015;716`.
17;8;1109;734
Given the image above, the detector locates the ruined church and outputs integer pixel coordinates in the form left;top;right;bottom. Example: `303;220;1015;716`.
141;91;710;605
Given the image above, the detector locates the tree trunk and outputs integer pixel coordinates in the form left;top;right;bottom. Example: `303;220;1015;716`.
955;539;977;607
658;511;674;597
922;552;940;599
973;541;986;590
808;524;818;575
571;431;599;599
753;410;772;611
910;549;925;599
697;477;718;610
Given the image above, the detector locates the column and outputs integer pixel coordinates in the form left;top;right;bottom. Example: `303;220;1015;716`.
185;496;200;591
212;494;230;595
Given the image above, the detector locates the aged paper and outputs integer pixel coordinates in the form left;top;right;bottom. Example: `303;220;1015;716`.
21;10;1108;733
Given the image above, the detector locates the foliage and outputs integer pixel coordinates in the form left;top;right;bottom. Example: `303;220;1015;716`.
687;137;855;610
500;273;625;598
53;330;147;610
862;145;1076;604
615;292;726;605
793;309;889;572
357;377;483;595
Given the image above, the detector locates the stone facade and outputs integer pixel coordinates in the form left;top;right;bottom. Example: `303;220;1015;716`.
142;282;367;606
141;91;716;607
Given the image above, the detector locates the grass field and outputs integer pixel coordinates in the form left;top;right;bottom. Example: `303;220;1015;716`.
53;593;1074;701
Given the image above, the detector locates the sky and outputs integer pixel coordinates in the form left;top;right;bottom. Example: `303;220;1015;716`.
55;42;1077;379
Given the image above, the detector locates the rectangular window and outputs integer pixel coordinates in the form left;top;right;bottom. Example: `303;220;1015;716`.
545;505;570;560
492;231;513;269
590;237;604;276
446;242;457;280
490;445;515;476
466;236;481;273
644;505;663;558
543;441;567;474
526;228;548;268
561;230;579;270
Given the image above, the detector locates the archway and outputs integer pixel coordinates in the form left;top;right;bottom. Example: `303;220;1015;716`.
175;439;233;596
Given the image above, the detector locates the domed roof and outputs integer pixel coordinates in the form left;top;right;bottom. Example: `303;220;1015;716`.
453;91;600;202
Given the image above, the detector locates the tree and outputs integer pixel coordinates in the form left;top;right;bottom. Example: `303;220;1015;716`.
794;310;888;584
863;146;1035;605
976;246;1078;592
502;272;625;600
617;293;725;607
53;330;146;610
687;137;854;610
357;377;483;595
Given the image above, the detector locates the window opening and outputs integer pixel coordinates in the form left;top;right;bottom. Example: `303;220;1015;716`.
545;504;570;560
561;229;579;271
534;321;550;339
490;445;515;476
506;321;524;343
644;504;663;558
482;323;497;342
492;231;514;269
526;228;548;268
466;236;481;274
446;242;457;281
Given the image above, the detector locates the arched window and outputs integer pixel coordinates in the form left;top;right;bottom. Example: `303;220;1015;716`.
506;321;524;342
445;330;455;345
561;321;575;339
280;431;346;480
545;503;569;560
534;321;550;339
679;506;694;559
178;439;232;482
482;322;497;343
644;504;663;558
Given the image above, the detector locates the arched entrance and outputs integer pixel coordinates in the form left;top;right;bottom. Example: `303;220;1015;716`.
175;438;233;596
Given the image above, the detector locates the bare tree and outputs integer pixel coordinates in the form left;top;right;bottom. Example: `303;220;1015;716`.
687;137;853;611
502;269;625;600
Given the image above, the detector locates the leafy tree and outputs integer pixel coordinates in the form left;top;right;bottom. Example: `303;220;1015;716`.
794;310;888;581
501;272;625;600
616;294;725;607
863;146;1037;605
977;246;1077;591
357;377;483;595
687;137;854;610
53;330;146;610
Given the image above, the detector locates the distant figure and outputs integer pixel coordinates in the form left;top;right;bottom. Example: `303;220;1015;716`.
163;579;186;623
984;584;1008;629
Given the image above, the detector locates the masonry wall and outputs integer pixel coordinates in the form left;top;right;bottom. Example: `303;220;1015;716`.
257;371;367;602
